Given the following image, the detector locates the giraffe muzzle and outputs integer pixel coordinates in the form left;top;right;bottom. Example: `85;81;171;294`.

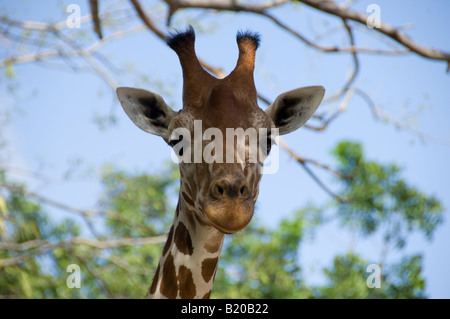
203;174;254;234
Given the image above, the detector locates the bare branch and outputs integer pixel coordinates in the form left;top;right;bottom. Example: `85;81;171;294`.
163;0;436;58
298;0;450;65
165;0;290;12
89;0;103;39
340;19;359;92
278;138;350;203
0;239;52;252
100;254;154;275
0;235;167;252
320;18;359;106
0;181;163;238
130;0;166;40
0;235;167;268
0;183;101;218
353;88;450;146
0;15;91;32
71;235;168;248
0;246;54;267
0;24;145;68
306;87;355;131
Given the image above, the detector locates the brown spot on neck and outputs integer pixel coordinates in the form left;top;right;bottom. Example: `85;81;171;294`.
202;290;211;299
162;225;174;257
201;257;219;283
174;221;194;255
149;264;160;295
175;201;180;218
204;231;225;253
177;265;196;299
160;254;177;298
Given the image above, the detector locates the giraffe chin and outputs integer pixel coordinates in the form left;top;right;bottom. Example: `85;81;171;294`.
203;199;254;234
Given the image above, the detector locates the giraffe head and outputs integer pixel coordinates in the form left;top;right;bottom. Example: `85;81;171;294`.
117;27;324;234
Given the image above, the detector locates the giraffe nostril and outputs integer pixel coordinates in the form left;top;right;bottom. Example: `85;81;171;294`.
211;182;226;198
239;184;250;198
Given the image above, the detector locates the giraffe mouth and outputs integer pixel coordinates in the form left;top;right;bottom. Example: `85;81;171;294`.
203;197;254;234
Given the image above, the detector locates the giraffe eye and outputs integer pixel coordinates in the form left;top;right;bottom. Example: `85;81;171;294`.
267;137;273;153
262;134;273;155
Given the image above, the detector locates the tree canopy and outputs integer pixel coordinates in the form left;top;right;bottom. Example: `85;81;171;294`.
0;142;443;298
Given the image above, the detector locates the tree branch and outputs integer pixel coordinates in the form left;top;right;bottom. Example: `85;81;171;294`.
162;0;446;59
278;138;350;203
306;87;355;131
0;184;101;218
298;0;450;66
0;235;167;252
89;0;103;39
0;235;167;268
130;0;166;40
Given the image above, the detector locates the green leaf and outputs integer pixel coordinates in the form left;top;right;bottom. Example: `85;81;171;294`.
0;195;8;236
20;272;33;298
5;61;14;79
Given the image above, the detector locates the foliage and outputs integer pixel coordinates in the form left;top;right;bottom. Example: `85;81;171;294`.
0;164;178;298
99;163;178;237
316;253;426;299
0;182;82;298
213;208;321;299
0;142;443;298
332;141;443;249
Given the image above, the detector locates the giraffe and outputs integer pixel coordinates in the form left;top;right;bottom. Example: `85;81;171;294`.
116;26;325;299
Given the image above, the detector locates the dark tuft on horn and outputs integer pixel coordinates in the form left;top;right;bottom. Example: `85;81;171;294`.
236;30;261;50
166;25;195;52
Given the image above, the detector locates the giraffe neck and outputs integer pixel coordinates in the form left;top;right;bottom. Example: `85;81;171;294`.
147;196;225;299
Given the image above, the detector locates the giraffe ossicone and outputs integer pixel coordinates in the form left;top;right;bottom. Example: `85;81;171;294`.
116;26;325;299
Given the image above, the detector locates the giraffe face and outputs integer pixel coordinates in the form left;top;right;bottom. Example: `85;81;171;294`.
117;83;324;234
116;27;325;235
165;83;274;233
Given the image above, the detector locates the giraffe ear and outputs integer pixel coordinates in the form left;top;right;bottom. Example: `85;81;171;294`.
266;86;325;135
116;87;177;139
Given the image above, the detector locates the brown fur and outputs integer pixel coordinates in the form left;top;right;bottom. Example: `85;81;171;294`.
160;254;177;298
201;257;219;282
177;265;196;299
162;225;174;256
204;232;224;253
174;222;194;255
149;264;160;295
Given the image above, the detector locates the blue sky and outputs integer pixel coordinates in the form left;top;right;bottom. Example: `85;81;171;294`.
1;0;449;298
